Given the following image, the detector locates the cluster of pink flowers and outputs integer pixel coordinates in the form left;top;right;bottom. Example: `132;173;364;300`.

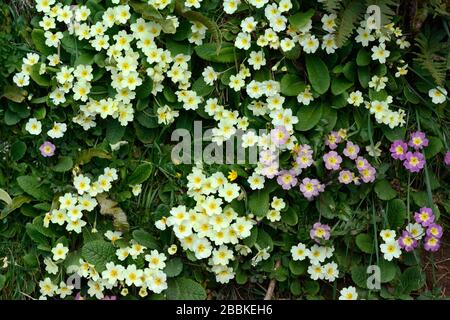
323;132;376;184
390;131;428;173
310;222;331;243
397;207;443;252
414;207;443;252
264;129;379;200
259;127;326;200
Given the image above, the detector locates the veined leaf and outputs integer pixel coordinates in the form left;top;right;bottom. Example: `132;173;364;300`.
306;55;330;94
167;277;206;300
195;43;242;63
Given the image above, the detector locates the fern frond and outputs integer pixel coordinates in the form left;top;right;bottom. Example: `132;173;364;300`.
365;0;399;25
426;0;450;18
334;0;365;47
320;0;343;13
414;33;448;86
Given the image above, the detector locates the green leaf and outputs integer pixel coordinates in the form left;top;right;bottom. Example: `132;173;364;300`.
23;253;39;268
386;199;406;229
136;111;158;129
0;274;6;290
411;191;428;207
356;49;371;66
369;89;388;101
400;267;426;293
51;156;73;173
31;216;56;238
166;39;193;56
195;42;241;63
136;78;153;100
164;257;183;278
330;94;348;109
382;126;406;142
94;53;107;67
351;265;368;289
295;104;323;131
134;122;156;144
166;277;206;300
282;44;301;60
86;0;104;13
306;55;330;94
289;9;315;30
1;85;27;103
424;137;443;159
30;64;51;87
403;86;420;104
0;189;12;205
33;106;47;120
61;33;90;55
4;110;22;125
374;180;397;201
0;195;32;219
81;240;116;272
248;188;270;217
75;148;111;165
31;29;55;55
9;101;30;117
289;260;307;276
358;66;370;88
74;52;95;66
290;281;302;296
235;268;248;285
128;163;153;185
303;280;320;295
280;74;306;96
25;223;49;246
331;77;353;95
106;120;126;144
355;233;374;254
321;107;338;131
132;229;158;249
243;228;258;247
281;207;298;226
256;228;273;251
30;96;48;104
379;259;397;283
316;191;336;219
192;77;214;96
272;265;288;282
10;141;27;161
17;176;52;201
342;62;356;82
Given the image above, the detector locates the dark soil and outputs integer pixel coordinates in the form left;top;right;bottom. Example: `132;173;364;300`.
424;231;450;297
